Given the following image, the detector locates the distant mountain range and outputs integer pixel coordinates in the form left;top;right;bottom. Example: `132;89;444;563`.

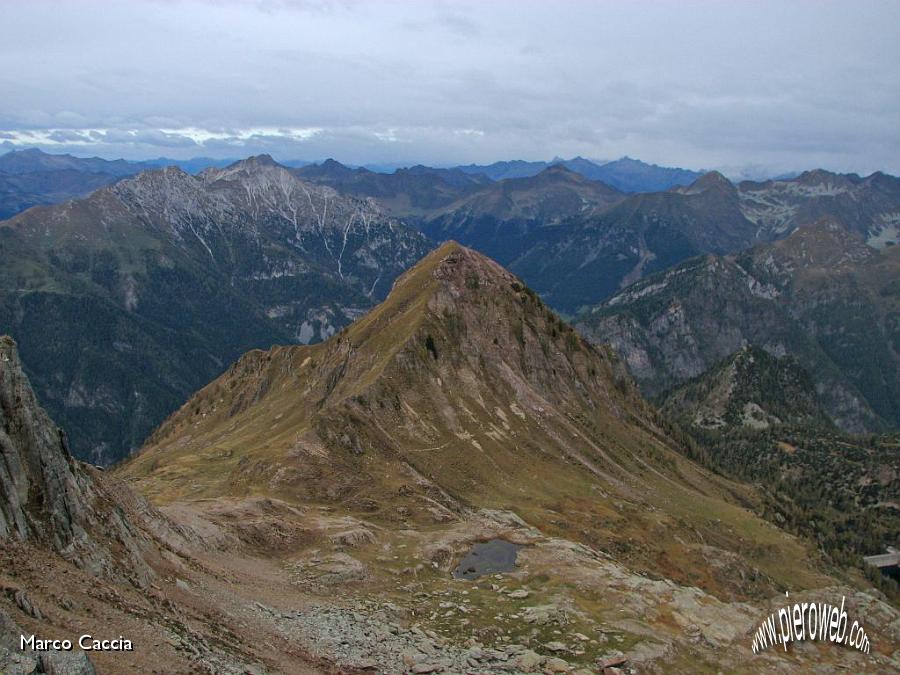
0;154;431;464
421;165;625;264
423;167;900;315
578;220;900;433
0;149;240;218
0;147;157;176
0;149;148;218
424;169;759;314
453;156;703;191
0;149;707;221
292;158;492;216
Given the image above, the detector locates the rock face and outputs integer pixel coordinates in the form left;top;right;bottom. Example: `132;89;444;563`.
0;333;321;674
0;155;433;464
737;169;900;247
578;221;900;433
0;608;96;675
0;335;89;550
0;334;170;585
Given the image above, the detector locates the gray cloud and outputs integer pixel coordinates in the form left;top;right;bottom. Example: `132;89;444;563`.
0;0;898;175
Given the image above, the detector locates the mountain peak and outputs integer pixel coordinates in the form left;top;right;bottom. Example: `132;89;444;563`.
523;163;588;186
198;153;294;184
796;168;839;183
248;152;278;165
541;163;580;176
380;241;513;321
229;153;283;170
692;170;732;189
126;239;649;506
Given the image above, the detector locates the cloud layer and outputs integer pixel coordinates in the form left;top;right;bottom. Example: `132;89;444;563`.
2;0;899;175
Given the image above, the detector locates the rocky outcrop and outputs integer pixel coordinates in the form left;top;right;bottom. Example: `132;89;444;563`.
0;335;90;550
0;335;167;585
0;608;96;675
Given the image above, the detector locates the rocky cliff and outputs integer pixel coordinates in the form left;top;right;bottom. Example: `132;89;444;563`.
578;221;900;433
0;335;92;551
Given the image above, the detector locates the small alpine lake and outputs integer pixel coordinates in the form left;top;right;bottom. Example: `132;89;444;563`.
452;539;522;580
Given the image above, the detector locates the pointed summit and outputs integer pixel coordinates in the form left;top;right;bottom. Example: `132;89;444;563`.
683;170;735;194
219;153;285;174
320;158;351;171
538;163;583;179
125;243;654;508
245;152;279;166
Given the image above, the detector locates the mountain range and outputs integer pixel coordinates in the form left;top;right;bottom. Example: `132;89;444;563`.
0;149;708;223
421;168;900;315
0;149;151;219
451;156;703;191
0;154;431;464
423;169;760;314
2;151;899;466
577;220;900;433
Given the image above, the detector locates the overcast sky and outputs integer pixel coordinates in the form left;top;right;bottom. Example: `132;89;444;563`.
2;0;898;175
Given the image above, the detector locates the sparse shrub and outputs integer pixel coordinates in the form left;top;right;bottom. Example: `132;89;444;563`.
425;334;439;360
513;320;525;346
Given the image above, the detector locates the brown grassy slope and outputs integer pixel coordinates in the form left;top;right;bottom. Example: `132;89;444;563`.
120;242;831;599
